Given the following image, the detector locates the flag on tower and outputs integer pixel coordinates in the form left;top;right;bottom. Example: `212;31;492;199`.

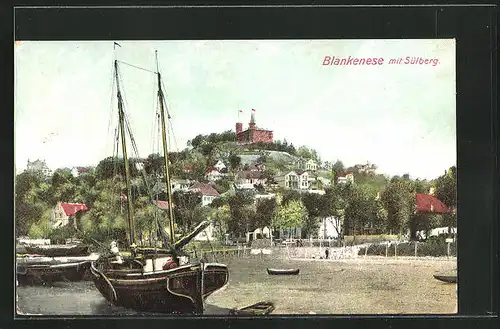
252;109;256;112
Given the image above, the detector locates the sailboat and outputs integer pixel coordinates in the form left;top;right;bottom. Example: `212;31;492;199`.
90;49;229;314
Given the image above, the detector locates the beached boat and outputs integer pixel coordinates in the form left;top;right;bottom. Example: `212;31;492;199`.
229;301;275;315
267;268;300;275
24;244;90;257
16;256;95;284
433;274;457;283
90;48;229;314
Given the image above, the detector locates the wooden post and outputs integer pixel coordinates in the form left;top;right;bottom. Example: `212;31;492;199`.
385;244;388;257
364;245;368;257
414;241;418;257
394;243;397;258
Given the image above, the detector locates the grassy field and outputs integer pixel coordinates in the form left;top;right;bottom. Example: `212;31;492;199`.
206;256;457;314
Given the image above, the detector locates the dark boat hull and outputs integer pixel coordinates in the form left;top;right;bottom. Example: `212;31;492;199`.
433;274;457;283
229;301;275;315
267;268;299;276
17;261;91;284
90;260;229;314
24;245;90;257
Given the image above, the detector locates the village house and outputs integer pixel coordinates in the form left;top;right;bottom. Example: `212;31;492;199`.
248;163;266;172
296;158;318;171
354;162;377;174
189;182;220;206
204;167;225;182
235;170;267;189
213;160;227;172
51;202;89;229
70;166;89;178
26;159;52;177
337;171;355;184
275;171;311;190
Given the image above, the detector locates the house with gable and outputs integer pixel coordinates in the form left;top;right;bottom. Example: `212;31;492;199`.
337;171;355;184
51;202;89;229
235;170;267;189
204;167;224;182
189;182;221;206
71;167;89;178
213;160;227;172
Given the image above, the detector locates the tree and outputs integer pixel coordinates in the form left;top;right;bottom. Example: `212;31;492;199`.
254;198;277;229
332;160;345;174
301;193;325;237
380;180;415;235
227;191;255;237
209;205;231;242
228;154;242;172
343;184;379;237
322;184;351;240
274;199;308;239
172;191;203;233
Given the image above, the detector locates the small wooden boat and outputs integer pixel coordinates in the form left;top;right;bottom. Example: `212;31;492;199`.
229;301;275;315
433;274;457;283
24;244;90;257
267;268;299;275
17;258;92;284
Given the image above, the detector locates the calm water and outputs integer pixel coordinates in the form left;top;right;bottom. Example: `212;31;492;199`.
16;281;231;316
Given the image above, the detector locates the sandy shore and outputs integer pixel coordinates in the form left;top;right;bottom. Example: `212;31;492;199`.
206;256;457;314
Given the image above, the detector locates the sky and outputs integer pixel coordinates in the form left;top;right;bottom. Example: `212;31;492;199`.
14;39;456;180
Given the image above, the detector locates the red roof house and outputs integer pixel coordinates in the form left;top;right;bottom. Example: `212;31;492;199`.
52;202;89;228
415;194;451;214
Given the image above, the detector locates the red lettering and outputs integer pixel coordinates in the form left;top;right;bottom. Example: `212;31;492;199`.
323;56;331;65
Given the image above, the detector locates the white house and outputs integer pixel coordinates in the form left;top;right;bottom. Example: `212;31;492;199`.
317;217;341;239
26;159;52;177
297;171;310;190
194;222;216;241
305;159;318;171
235;170;267;188
213;160;227;172
70;167;89;178
189;182;220;206
204;167;224;181
316;176;332;188
337;171;355;184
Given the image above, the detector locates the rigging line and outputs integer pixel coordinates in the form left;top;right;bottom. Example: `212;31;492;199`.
116;60;158;74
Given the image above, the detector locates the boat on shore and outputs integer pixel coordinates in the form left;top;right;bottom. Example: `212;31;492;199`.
267;268;300;276
433;274;457;283
90;48;229;314
17;254;99;284
23;244;91;257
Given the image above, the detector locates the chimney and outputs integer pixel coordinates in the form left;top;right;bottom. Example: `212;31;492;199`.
236;122;243;134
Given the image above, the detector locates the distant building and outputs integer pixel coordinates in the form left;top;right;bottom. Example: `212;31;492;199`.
71;167;89;178
236;110;273;144
337;171;355;184
354;161;377;174
297;159;318;171
189;182;220;206
51;202;88;229
235;170;267;188
213;160;226;172
276;171;313;190
26;159;52;177
204;167;225;181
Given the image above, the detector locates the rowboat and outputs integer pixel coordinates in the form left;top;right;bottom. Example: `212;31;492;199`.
433;274;457;283
267;268;299;275
229;301;275;315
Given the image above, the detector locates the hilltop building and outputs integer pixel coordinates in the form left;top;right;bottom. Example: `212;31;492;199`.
236;110;273;144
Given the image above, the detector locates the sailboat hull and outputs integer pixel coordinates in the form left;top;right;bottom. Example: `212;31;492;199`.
90;260;229;314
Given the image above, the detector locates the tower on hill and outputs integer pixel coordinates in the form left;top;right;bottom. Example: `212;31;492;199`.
235;110;273;144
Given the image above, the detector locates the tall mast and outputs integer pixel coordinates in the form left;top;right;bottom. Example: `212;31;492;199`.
114;60;136;246
155;51;176;245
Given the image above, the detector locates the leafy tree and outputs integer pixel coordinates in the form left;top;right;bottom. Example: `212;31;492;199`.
434;166;457;210
228;154;242;172
301;193;325;237
274;199;308;239
380;180;415;235
254;198;277;229
343;184;380;237
227;191;255;237
172;190;203;233
332;160;345;175
209;205;231;241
